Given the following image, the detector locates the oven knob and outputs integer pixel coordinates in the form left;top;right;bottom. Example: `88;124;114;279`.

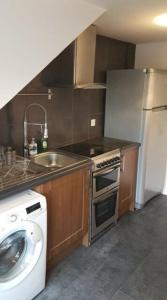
96;164;101;168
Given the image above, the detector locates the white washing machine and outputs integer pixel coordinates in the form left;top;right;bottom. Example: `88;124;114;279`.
0;190;47;300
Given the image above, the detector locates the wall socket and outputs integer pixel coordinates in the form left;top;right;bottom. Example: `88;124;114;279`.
91;119;96;127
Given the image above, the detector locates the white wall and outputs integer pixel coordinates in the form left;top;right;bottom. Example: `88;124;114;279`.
0;0;104;109
135;42;167;69
135;42;167;195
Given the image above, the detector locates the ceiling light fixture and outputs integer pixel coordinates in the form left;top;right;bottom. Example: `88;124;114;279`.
153;13;167;27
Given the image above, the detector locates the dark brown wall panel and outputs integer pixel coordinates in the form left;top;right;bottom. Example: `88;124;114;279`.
0;35;135;155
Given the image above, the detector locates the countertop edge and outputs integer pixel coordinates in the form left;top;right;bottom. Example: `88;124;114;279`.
0;159;92;200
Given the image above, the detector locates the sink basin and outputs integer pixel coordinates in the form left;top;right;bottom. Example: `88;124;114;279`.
30;151;79;169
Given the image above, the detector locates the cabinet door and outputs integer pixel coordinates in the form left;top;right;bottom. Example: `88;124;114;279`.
35;167;89;267
118;147;138;218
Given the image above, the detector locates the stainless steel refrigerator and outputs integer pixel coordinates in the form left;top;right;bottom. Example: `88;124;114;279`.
104;69;167;209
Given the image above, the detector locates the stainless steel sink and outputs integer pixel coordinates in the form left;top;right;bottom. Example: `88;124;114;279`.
30;151;79;169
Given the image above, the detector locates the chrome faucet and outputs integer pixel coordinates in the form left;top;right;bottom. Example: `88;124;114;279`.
24;103;48;157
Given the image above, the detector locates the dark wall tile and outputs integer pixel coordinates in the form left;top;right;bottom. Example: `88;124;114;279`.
88;90;106;115
73;113;89;143
52;88;73;117
48;117;73;148
8;125;24;154
73;89;89;143
0;106;10;145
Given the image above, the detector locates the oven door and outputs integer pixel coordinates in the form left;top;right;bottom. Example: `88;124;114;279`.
91;188;119;240
93;165;120;198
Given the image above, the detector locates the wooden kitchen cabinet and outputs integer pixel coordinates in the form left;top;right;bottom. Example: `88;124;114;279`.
118;146;139;218
34;167;90;269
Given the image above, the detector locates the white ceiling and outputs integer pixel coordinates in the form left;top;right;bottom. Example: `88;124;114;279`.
84;0;167;43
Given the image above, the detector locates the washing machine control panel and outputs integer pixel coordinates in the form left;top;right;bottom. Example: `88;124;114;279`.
26;202;41;214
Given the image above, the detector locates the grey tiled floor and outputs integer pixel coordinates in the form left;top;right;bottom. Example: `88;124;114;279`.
36;194;167;300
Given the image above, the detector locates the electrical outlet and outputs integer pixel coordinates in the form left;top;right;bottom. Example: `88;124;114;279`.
91;119;96;127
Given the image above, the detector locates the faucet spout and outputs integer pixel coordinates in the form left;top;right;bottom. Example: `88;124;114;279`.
23;103;48;157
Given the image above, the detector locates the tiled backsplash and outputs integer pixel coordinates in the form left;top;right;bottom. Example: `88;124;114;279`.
0;86;105;155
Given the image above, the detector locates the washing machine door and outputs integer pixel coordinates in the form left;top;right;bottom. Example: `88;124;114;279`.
0;221;43;289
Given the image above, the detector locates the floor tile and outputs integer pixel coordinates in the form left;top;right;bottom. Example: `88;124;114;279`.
121;248;167;300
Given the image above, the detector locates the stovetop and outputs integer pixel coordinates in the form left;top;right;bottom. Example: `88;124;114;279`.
60;139;121;171
61;142;112;158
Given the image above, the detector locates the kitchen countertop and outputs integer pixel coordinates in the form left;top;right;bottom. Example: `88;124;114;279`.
0;152;91;200
87;137;140;150
0;137;139;200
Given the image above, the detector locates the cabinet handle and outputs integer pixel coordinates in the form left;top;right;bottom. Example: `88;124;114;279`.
120;154;125;172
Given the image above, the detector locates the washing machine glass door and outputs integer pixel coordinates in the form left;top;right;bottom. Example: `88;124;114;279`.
0;221;43;289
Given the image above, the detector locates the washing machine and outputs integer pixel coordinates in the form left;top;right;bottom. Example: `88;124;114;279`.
0;190;47;300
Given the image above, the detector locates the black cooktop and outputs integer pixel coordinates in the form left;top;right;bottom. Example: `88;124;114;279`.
60;142;112;158
60;138;139;159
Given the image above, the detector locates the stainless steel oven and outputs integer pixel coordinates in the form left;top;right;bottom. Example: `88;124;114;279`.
91;187;119;240
90;149;120;241
93;161;120;198
60;142;121;243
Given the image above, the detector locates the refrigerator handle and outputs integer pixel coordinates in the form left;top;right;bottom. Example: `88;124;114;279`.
152;105;167;112
143;105;167;112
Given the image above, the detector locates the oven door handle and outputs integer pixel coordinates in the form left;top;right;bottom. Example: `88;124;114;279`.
94;164;120;177
93;188;119;204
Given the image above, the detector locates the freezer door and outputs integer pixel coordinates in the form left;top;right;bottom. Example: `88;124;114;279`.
105;69;146;143
145;70;167;109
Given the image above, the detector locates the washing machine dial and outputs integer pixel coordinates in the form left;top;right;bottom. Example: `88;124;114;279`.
9;214;17;222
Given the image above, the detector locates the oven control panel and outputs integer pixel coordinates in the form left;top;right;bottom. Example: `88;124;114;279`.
96;156;120;169
93;149;121;171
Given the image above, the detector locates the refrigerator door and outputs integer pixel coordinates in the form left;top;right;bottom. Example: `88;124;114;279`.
135;109;151;208
128;106;167;208
105;69;146;143
144;109;167;200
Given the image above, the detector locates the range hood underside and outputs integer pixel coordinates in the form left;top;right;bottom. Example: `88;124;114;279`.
75;83;106;89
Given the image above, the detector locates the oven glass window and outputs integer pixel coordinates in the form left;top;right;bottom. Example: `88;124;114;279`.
95;192;117;227
95;168;118;192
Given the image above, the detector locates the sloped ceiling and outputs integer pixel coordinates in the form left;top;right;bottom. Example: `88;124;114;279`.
0;0;105;109
84;0;167;43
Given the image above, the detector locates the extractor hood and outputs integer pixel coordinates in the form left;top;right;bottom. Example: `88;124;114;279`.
42;25;106;89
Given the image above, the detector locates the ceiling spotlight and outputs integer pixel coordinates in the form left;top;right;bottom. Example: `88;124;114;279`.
154;13;167;27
